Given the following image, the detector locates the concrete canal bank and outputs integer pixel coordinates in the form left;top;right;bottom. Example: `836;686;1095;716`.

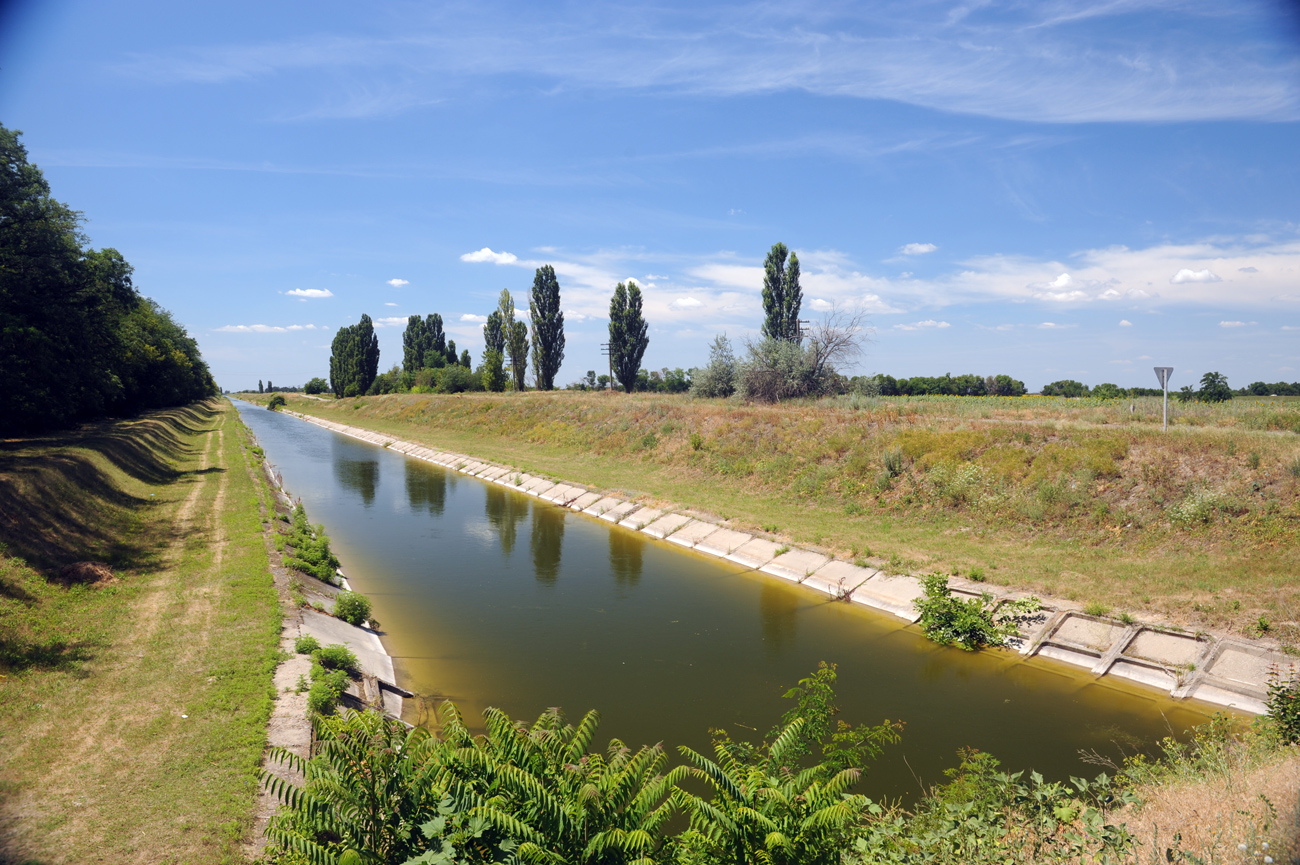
281;409;1292;716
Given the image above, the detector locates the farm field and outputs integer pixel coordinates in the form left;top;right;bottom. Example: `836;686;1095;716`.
246;390;1300;652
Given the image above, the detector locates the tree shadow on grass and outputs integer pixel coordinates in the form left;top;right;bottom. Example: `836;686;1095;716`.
0;636;98;675
0;402;219;577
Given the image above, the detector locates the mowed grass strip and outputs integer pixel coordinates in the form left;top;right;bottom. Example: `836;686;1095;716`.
0;400;282;864
255;391;1300;646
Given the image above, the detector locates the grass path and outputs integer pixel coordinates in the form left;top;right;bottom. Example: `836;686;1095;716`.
0;400;282;864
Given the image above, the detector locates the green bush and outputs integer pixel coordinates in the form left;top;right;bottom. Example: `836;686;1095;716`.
306;677;343;715
333;591;372;626
283;503;341;584
313;643;358;672
1265;667;1299;744
293;634;320;654
914;573;1041;651
266;393;286;410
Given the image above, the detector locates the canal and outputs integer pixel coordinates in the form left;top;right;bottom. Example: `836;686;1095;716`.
233;399;1212;802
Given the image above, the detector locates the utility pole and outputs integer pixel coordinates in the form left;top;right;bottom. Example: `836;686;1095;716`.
1154;366;1173;432
796;319;811;341
600;343;613;391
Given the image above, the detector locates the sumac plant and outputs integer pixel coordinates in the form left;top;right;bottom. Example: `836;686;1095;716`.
914;573;1041;651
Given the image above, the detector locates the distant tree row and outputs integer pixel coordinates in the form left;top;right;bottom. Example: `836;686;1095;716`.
0;126;217;435
1239;380;1300;397
869;373;1028;397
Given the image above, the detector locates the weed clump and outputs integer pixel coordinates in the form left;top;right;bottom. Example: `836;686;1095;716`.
333;591;372;626
914;574;1041;651
282;503;341;584
293;634;320;654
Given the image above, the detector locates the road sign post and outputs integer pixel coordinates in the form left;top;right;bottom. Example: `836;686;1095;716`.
1154;367;1173;432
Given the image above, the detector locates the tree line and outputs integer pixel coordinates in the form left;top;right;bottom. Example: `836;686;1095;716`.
0;126;217;435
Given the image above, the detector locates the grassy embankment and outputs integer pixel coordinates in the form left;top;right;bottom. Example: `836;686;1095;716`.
251;390;1300;648
0;400;282;863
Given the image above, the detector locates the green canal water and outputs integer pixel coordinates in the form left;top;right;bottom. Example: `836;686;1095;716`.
234;400;1214;802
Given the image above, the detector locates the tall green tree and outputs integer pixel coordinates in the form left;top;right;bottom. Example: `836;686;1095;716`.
761;242;803;343
483;310;505;357
329;314;380;397
402;315;425;373
0;124;215;434
1198;371;1233;403
529;265;565;390
481;350;506;392
608;281;649;394
424;313;447;367
498;288;529;391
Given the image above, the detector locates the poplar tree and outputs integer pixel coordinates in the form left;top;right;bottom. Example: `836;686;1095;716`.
497;288;530;391
761;242;803;342
608;281;649;393
483;310;505;357
424;314;447;367
329;314;380;397
402;315;424;373
529;265;565;390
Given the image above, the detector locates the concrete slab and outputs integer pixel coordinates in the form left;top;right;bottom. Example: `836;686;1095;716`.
569;491;603;511
541;484;584;504
525;480;557;498
1187;682;1268;715
620;507;662;530
1203;642;1286;695
851;573;925;621
1036;643;1099;669
695;528;753;558
1053;614;1127;652
478;466;509;481
761;549;831;583
641;512;690;539
600;501;640;523
1108;658;1178;690
1124;629;1205;666
299;608;396;685
727;538;782;569
666;519;720;549
804;561;876;600
583;496;624;517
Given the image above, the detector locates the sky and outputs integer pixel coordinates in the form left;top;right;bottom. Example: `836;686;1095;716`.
2;0;1299;392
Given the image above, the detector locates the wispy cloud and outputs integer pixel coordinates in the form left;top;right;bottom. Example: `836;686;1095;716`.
460;313;488;323
1119;319;1133;327
899;243;938;255
110;3;1300;124
386;278;409;287
892;320;951;331
1170;268;1222;284
1219;320;1258;327
214;323;320;333
286;288;333;298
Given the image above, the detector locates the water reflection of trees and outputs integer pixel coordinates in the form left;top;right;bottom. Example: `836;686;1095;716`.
759;581;798;651
333;449;380;507
530;505;565;586
609;528;643;588
405;461;446;517
485;485;529;556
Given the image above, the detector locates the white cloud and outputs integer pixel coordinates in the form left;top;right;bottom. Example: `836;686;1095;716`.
670;297;703;310
460;313;488;323
386;278;409;287
899;271;913;279
460;247;519;265
892;319;951;331
215;323;319;333
1137;355;1153;360
645;273;669;280
1281;325;1299;331
1170;268;1222;284
373;316;409;327
286;288;333;298
899;243;937;256
1119;319;1132;327
1219;320;1247;327
808;298;834;312
1037;322;1074;329
1238;266;1259;273
385;302;398;307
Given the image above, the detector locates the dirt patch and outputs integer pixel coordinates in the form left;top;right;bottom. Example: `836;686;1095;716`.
51;561;116;588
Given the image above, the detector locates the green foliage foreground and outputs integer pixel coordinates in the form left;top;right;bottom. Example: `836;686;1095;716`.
262;665;1154;865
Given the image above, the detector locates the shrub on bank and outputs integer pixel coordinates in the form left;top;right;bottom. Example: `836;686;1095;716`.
282;503;341;584
332;591;371;626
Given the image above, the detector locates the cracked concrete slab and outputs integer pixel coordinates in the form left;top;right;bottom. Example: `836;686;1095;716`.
727;538;782;569
666;519;719;548
695;528;752;558
641;512;690;539
761;549;830;583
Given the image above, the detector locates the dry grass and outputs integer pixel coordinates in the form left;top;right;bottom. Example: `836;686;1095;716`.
250;390;1300;649
0;401;282;863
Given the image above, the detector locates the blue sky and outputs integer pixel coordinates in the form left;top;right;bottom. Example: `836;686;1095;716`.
3;0;1299;392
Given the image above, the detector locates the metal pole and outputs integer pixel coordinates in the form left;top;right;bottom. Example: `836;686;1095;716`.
1163;386;1168;433
1154;367;1173;433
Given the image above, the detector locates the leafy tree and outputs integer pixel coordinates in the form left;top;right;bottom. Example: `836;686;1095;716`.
0;125;216;434
1092;382;1122;399
259;380;264;393
481;349;506;392
403;315;425;374
304;376;328;395
1041;379;1090;398
529;265;565;390
460;349;472;369
1197;371;1232;403
267;380;274;392
446;339;457;366
496;288;529;391
329;314;381;398
761;242;803;343
690;334;737;398
608;281;649;393
482;309;505;357
424;314;448;367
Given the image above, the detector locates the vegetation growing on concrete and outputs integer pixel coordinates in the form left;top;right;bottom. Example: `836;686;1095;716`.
283;502;341;584
914;574;1042;650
